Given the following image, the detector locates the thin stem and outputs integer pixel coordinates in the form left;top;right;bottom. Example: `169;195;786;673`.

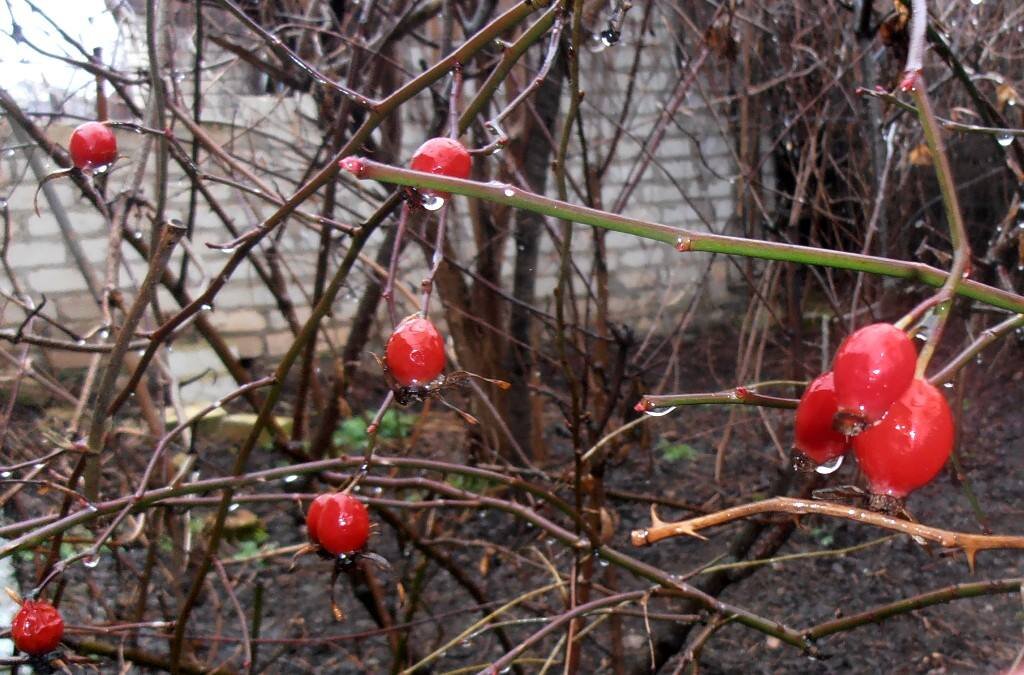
804;577;1022;639
908;74;971;377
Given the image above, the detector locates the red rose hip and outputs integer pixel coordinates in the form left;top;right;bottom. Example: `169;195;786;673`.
306;492;370;556
385;315;446;387
409;137;471;200
852;378;954;498
68;122;118;170
794;372;848;466
832;323;916;434
11;599;64;656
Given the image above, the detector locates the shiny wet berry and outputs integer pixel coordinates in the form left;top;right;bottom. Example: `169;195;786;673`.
794;371;848;466
11;599;64;656
306;492;371;557
68;122;118;170
409;137;471;199
832;323;916;434
385;315;446;387
852;378;954;498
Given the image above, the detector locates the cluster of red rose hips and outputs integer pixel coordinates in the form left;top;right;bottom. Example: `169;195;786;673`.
794;323;954;503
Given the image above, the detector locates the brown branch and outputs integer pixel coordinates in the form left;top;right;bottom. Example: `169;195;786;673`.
630;496;1024;571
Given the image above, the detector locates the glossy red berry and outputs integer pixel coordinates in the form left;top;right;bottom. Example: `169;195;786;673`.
852;378;954;498
385;315;446;387
832;323;916;433
306;492;370;556
11;600;64;656
409;137;471;198
68;122;118;170
794;372;848;465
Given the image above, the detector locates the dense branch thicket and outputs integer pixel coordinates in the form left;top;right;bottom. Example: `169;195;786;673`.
0;0;1023;672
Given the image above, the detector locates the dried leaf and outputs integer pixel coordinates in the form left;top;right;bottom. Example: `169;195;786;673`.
997;83;1020;111
909;143;932;167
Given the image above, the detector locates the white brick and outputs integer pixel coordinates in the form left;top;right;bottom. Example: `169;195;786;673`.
26;267;92;294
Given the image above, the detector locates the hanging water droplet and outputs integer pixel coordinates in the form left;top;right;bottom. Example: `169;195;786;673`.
201;304;213;311
283;474;299;483
643;405;677;417
228;502;240;511
600;28;621;47
83;554;100;568
502;188;514;197
997;134;1014;147
586;33;607;53
420;193;446;211
0;471;12;478
814;454;844;475
942;381;954;389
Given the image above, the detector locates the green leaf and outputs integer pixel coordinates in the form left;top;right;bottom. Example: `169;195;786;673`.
660;442;698;463
334;417;369;450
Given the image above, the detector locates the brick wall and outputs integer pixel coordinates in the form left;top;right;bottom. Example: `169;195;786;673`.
0;11;743;402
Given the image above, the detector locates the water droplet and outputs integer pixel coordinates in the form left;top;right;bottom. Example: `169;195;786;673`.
229;502;240;511
0;471;11;478
201;304;213;311
371;486;383;495
969;0;982;5
220;245;239;254
420;193;446;211
997;134;1014;147
132;230;143;240
643;405;677;417
814;454;844;475
212;399;222;407
502;188;514;197
83;554;100;568
283;474;299;483
33;463;46;470
76;339;86;346
586;33;607;53
943;381;954;389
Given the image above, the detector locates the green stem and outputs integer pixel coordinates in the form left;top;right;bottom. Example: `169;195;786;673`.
638;388;798;412
804;577;1022;639
341;160;1024;314
909;74;971;377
